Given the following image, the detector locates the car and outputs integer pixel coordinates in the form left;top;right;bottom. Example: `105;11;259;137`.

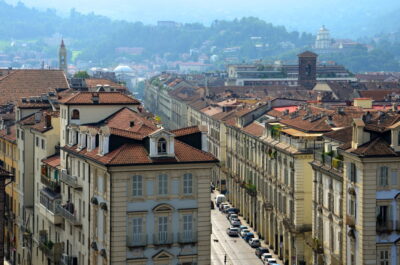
226;227;240;237
261;253;273;262
228;213;238;221
226;207;240;214
249;238;261;248
244;232;255;242
211;200;215;209
230;219;241;227
219;202;228;211
239;225;248;232
240;228;250;237
215;194;226;207
266;258;277;265
255;247;269;258
222;205;230;213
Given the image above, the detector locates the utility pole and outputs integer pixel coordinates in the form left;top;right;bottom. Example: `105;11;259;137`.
0;167;13;264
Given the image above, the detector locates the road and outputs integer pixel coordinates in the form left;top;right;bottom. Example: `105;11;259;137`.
210;194;264;265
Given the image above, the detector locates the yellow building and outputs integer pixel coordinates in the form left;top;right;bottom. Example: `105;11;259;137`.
0;124;20;264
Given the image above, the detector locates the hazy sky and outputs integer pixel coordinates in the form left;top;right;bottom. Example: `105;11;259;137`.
4;0;400;36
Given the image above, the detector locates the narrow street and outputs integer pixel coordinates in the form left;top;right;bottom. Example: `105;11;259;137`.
210;193;264;265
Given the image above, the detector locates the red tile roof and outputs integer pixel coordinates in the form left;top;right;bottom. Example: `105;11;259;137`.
60;92;140;105
103;108;157;135
171;126;201;137
350;137;397;157
85;78;126;90
0;124;16;143
243;122;264;137
42;155;60;168
0;70;69;105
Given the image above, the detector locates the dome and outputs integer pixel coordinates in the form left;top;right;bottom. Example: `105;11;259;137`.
114;65;133;73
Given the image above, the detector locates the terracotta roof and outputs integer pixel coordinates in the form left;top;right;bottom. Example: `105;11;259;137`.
243;122;264;137
59;92;140;105
358;90;396;101
0;70;69;105
323;127;352;143
0;124;16;143
85;78;126;90
42;155;60;168
350;137;397;157
30;112;59;133
171;126;201;137
62;139;217;166
298;51;318;57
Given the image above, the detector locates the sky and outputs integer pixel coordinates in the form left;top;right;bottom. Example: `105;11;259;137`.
4;0;400;37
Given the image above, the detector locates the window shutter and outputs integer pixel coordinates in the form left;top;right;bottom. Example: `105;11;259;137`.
388;205;393;220
127;218;133;244
391;170;398;186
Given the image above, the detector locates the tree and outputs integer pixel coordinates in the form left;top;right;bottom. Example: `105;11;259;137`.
74;71;90;79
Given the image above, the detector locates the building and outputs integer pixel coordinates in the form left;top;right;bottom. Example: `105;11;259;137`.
58;91;217;264
315;26;332;50
59;40;67;75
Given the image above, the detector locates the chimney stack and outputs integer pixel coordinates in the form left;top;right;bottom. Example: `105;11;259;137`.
45;114;52;128
92;93;99;104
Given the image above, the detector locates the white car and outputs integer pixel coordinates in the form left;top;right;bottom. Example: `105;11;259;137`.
240;228;250;237
261;253;273;262
226;227;240;237
249;238;261;248
266;258;277;265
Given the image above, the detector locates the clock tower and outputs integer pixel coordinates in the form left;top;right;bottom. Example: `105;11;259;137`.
59;39;67;75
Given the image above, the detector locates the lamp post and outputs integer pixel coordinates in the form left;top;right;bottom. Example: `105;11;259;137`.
0;167;14;264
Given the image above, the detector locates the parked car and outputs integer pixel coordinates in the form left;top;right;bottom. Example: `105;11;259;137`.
228;213;238;221
240;228;250;237
226;227;240;237
255;247;269;258
249;238;261;248
215;194;226;207
219;202;228;211
266;258;277;265
230;218;241;227
244;232;255;242
239;225;248;232
211;200;215;209
222;205;230;213
261;253;273;262
226;207;240;214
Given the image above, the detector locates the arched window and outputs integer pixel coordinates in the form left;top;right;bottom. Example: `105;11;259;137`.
71;109;80;120
157;138;167;154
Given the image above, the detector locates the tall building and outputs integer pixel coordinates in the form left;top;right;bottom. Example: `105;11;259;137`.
315;25;332;50
59;39;67;75
298;51;318;89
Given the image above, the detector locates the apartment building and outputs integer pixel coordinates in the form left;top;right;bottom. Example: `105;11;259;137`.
0;124;20;264
58;91;217;265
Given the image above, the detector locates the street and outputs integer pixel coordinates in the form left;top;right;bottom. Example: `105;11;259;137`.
210;194;264;265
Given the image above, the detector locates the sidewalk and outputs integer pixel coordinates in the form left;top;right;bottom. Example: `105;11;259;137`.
214;190;283;265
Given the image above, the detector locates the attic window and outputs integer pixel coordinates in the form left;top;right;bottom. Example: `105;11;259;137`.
130;121;135;127
157;138;167;154
71;109;80;120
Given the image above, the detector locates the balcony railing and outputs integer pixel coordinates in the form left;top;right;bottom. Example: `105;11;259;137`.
127;234;147;247
38;237;63;262
40;175;61;193
178;231;197;244
60;171;82;189
153;232;173;245
376;220;395;233
313;150;343;172
56;204;81;226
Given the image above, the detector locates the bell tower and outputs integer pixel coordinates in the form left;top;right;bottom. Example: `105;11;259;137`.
59;39;67;74
298;51;318;89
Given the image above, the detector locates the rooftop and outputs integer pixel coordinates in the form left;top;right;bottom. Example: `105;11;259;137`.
60;92;140;105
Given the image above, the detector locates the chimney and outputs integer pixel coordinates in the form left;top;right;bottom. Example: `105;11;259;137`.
351;118;366;149
92;93;99;104
392;103;398;112
34;112;42;123
45;114;52;128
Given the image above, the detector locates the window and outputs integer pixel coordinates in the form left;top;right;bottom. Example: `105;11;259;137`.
132;175;143;197
157;138;167;154
377;205;391;226
71;109;80;120
41;139;45;149
378;166;389;187
183;173;193;195
158;216;168;242
36;137;39;147
158;174;168;195
350;163;357;182
349;196;356;217
183;214;193;240
132;217;143;243
379;250;390;265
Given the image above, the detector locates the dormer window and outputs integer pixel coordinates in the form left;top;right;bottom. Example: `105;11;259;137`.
158;138;167;154
71;109;80;120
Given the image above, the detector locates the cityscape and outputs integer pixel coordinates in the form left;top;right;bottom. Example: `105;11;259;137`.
0;0;400;265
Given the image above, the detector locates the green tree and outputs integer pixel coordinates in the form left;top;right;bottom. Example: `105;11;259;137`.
74;71;90;78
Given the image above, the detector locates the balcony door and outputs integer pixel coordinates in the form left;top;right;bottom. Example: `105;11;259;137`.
158;216;168;243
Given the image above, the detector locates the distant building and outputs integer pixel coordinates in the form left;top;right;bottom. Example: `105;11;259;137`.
59;39;68;75
315;25;332;49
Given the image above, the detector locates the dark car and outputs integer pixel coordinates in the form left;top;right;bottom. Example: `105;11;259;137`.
255;247;269;258
244;232;255;242
226;208;240;214
211;200;215;209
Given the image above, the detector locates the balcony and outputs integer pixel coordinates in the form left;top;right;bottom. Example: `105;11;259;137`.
41;175;61;193
314;150;343;172
60;171;82;189
153;232;173;246
346;215;355;227
56;204;81;226
38;232;63;262
127;234;147;247
178;231;197;244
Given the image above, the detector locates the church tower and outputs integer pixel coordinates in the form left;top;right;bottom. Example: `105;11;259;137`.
59;39;67;74
298;51;318;89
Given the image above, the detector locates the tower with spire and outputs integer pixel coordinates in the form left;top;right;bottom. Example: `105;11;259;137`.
59;39;67;74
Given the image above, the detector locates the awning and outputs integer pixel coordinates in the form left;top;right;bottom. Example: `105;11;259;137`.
281;128;322;138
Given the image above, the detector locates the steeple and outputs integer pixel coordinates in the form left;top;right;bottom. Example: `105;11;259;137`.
59;38;67;75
